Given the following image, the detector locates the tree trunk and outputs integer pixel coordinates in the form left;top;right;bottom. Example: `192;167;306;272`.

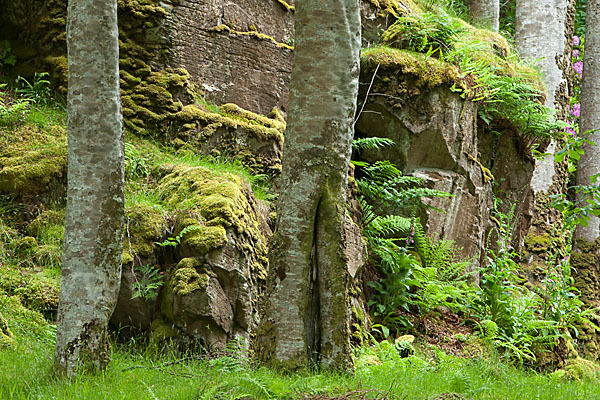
572;1;600;351
576;0;600;244
516;0;571;191
54;0;124;376
515;0;574;262
255;0;361;370
467;0;500;32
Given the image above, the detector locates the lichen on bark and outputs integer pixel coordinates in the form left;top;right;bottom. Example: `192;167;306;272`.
53;0;125;376
255;0;361;371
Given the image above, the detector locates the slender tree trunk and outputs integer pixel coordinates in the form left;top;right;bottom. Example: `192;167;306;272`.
572;0;600;329
467;0;500;32
516;0;571;192
54;0;124;376
576;0;600;244
516;0;574;260
255;0;361;370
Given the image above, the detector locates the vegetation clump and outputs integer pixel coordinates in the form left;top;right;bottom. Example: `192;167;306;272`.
361;8;561;139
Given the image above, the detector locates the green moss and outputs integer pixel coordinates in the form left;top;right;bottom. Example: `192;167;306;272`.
0;124;67;196
183;225;228;254
155;164;269;279
209;24;294;50
0;295;52;344
274;0;295;12
171;258;210;296
367;0;420;17
125;203;169;258
0;264;60;315
149;318;178;346
524;233;552;253
0;312;14;347
361;47;461;91
560;357;600;381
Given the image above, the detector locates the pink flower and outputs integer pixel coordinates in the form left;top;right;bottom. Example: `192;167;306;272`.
574;36;581;46
566;126;577;137
571;103;581;118
573;49;580;58
574;61;584;75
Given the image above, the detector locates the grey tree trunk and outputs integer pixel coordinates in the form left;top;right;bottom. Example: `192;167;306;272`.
516;0;571;194
576;0;600;243
572;0;600;330
255;0;361;370
516;0;575;266
54;0;124;376
467;0;500;32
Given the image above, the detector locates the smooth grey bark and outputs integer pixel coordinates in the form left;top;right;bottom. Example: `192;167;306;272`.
54;0;124;376
576;0;600;242
516;0;570;194
256;0;361;370
467;0;500;32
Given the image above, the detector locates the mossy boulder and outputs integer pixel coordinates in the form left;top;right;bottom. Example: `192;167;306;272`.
0;312;14;347
0;264;59;317
552;357;600;381
0;123;67;201
112;162;271;350
0;295;53;344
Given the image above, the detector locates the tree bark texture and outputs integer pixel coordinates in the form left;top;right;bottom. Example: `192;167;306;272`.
576;0;600;242
255;0;361;370
516;0;575;270
467;0;500;32
54;0;124;375
516;0;571;194
571;1;600;340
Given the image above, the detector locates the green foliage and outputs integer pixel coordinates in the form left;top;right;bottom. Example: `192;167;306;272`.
382;12;464;54
131;264;164;301
355;138;471;332
552;131;600;229
154;225;202;248
471;198;596;365
16;73;51;105
125;142;150;180
0;40;16;72
0;83;30;126
575;0;587;38
380;10;562;139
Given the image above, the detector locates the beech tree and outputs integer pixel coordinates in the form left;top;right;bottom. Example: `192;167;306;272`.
255;0;361;370
515;0;572;195
54;0;124;375
466;0;499;31
575;0;600;244
572;0;600;327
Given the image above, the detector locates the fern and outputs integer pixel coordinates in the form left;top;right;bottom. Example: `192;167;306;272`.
352;137;395;152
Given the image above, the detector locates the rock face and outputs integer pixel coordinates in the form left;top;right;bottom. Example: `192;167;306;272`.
166;0;295;115
356;57;536;266
111;164;272;349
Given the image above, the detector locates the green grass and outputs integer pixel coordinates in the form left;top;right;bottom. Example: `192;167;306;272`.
1;324;600;400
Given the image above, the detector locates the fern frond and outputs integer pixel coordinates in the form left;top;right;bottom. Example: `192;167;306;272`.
352;137;395;152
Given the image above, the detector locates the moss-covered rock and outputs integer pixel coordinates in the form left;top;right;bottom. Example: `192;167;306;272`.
125;203;169;259
170;258;210;296
0;295;53;344
156;164;269;278
0;264;60;316
554;357;600;381
0;123;67;198
0;311;14;347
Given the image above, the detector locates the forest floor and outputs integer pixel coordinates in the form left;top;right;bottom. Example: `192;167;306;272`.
2;318;600;400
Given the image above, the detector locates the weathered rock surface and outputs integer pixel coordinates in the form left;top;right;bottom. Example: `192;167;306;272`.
356;58;536;265
111;164;272;349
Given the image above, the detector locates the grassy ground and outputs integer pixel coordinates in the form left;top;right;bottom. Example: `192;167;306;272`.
2;322;600;400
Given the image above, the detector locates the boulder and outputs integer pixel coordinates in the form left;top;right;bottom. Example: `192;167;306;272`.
356;50;536;266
